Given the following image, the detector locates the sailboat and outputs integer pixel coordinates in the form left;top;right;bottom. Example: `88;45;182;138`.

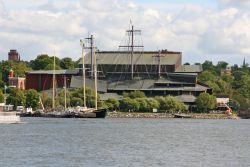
74;37;107;118
42;41;107;118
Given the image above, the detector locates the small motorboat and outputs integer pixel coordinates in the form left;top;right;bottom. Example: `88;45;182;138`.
173;113;192;118
0;112;20;124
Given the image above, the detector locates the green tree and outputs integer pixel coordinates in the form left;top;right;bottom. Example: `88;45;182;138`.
202;61;216;74
30;54;61;70
105;98;119;111
196;93;217;113
0;89;4;103
136;98;148;112
216;61;228;71
155;96;187;113
25;89;40;109
120;97;140;112
123;90;146;99
146;98;160;111
0;60;31;84
57;89;71;108
6;88;26;109
198;70;217;83
60;57;75;69
70;97;83;107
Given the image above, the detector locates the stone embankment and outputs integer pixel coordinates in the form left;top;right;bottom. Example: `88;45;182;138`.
108;112;239;119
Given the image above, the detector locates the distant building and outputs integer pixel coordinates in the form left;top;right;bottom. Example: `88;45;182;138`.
8;49;20;62
25;70;79;91
8;69;25;90
220;66;231;76
71;50;211;99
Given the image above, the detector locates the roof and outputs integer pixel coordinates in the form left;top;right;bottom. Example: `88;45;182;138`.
107;79;210;91
26;69;79;75
70;76;107;92
175;65;203;73
70;75;211;92
99;93;123;101
175;95;196;103
80;51;181;65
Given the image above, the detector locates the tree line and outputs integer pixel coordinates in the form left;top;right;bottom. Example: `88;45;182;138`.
197;60;250;111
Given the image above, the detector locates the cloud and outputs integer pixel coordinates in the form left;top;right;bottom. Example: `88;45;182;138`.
0;0;249;65
219;0;250;9
0;0;7;18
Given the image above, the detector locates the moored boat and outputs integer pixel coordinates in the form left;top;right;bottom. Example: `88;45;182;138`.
0;112;20;124
173;113;192;118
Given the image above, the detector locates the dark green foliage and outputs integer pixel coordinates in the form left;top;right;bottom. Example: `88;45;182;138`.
70;97;83;107
202;61;217;74
0;89;4;103
145;98;160;111
196;93;217;113
136;98;148;112
120;97;140;112
123;91;146;99
105;98;119;111
6;88;26;109
154;96;187;113
30;54;61;70
0;60;31;83
60;57;75;69
25;89;40;109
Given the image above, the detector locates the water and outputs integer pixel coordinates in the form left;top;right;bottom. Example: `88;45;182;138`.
0;118;250;167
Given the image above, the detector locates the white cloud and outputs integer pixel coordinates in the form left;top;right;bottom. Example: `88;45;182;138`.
0;0;249;65
0;0;7;18
219;0;250;8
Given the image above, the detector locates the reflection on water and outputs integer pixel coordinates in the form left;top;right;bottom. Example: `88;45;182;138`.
0;118;250;167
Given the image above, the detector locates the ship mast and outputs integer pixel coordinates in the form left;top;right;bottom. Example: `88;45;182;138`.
152;50;165;79
85;35;98;109
93;46;98;110
52;52;56;109
119;24;143;79
64;76;67;110
80;40;87;108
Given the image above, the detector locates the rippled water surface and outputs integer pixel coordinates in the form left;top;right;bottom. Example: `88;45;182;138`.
0;118;250;167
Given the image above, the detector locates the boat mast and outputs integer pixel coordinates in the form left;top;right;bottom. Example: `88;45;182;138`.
80;40;86;108
64;76;67;110
52;53;55;109
85;35;98;109
152;50;164;79
93;45;98;110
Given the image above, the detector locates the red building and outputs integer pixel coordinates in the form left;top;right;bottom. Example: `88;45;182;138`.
8;49;20;62
25;70;79;91
8;69;25;90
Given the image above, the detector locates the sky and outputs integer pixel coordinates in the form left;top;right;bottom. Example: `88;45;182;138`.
0;0;250;65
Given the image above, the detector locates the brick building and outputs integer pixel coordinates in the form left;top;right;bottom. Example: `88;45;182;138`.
8;49;20;62
25;70;79;91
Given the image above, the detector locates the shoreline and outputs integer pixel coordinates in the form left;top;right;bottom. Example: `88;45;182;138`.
107;112;239;119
